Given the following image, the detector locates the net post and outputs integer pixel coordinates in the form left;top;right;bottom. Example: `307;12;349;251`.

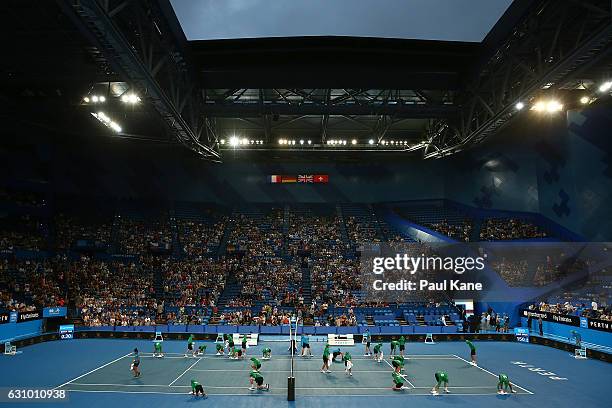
287;375;295;401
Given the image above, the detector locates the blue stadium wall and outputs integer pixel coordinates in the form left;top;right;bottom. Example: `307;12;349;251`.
445;105;612;241
2;104;611;239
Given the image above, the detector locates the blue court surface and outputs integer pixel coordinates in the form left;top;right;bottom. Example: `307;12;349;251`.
0;339;608;408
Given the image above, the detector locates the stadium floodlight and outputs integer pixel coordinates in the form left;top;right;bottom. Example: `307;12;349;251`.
83;96;90;103
598;81;612;93
99;96;106;102
300;140;304;145
368;139;374;145
109;122;121;132
307;140;312;145
342;140;347;145
121;93;141;104
532;101;546;112
351;139;357;145
242;138;248;145
229;136;239;146
546;100;563;113
220;139;225;145
580;96;590;104
92;95;99;102
515;102;525;110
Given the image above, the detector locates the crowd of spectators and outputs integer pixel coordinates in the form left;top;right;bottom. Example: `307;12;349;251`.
161;258;227;308
529;301;611;321
345;216;381;245
115;216;173;255
178;217;226;257
480;218;547;241
227;210;284;257
0;215;47;251
0;258;66;312
287;213;348;254
55;213;112;251
232;257;302;307
425;219;472;242
311;254;360;307
71;257;157;326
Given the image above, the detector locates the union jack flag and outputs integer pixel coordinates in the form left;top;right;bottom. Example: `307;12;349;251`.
298;175;314;183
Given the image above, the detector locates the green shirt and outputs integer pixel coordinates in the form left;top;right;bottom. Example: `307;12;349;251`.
250;370;263;380
436;371;449;382
323;347;330;358
343;352;352;362
392;372;403;385
499;374;509;385
216;344;223;350
154;342;162;352
466;340;476;352
373;343;382;353
251;357;261;368
188;335;194;345
242;335;248;346
398;336;405;346
262;348;271;354
391;340;399;348
191;379;200;391
393;355;405;366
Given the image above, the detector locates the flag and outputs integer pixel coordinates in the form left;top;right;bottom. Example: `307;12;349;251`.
269;175;281;183
313;174;329;183
298;175;313;183
282;176;297;183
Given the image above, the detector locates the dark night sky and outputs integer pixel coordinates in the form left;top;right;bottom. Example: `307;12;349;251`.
171;0;514;42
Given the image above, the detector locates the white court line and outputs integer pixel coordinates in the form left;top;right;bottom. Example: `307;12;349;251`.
71;383;185;387
53;352;133;390
382;358;415;388
62;389;519;397
189;369;395;373
451;354;534;395
168;357;202;386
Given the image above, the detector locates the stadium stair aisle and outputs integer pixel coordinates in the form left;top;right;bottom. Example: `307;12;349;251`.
216;217;234;257
217;283;241;309
301;266;312;305
470;218;483;242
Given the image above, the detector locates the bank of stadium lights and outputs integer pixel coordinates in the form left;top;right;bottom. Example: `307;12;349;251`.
368;139;375;145
531;99;563;113
120;93;141;104
83;95;105;104
515;102;525;110
351;139;357;145
598;81;612;93
91;112;121;133
225;137;263;147
580;96;591;105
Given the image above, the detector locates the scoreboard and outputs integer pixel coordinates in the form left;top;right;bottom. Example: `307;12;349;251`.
59;325;74;340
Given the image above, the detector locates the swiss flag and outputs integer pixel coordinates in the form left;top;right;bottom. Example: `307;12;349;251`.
313;174;329;183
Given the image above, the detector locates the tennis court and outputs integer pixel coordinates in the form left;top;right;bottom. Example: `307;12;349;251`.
55;350;532;397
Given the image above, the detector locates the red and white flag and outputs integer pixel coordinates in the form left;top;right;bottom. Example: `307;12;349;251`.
313;174;329;183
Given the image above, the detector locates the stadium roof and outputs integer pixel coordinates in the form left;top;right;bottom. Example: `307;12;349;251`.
170;0;514;43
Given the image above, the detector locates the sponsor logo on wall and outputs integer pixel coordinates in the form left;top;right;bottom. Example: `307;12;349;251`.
17;310;41;323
